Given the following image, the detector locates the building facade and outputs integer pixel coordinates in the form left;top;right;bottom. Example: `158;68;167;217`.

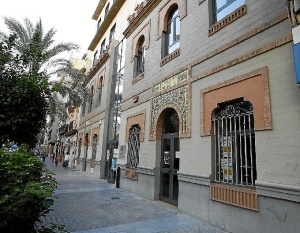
117;0;300;232
77;0;144;180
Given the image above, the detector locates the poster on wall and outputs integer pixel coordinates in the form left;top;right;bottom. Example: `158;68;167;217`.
113;149;119;158
221;137;233;182
164;151;170;165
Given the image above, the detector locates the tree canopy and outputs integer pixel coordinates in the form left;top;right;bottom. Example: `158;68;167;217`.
0;17;79;75
0;35;49;147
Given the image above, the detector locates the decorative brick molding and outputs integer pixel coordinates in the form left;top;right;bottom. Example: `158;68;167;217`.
191;13;287;68
209;5;247;36
200;67;272;136
132;72;144;85
92;127;100;139
210;183;258;211
97;69;105;88
124;0;162;38
160;49;180;66
138;166;155;176
132;22;151;61
125;168;138;180
192;34;292;83
153;69;188;94
87;53;109;81
177;172;210;186
122;15;289;123
149;69;191;140
158;0;187;36
125;110;146;142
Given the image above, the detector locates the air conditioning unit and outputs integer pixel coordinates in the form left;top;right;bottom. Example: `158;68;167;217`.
295;0;300;13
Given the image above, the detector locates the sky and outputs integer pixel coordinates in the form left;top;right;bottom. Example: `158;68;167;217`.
0;0;99;59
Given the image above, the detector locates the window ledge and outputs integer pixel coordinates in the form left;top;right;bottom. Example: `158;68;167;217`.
160;49;180;66
132;72;144;85
210;183;258;211
208;5;247;36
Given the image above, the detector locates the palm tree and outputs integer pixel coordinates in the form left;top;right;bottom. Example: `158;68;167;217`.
0;17;87;120
0;17;79;75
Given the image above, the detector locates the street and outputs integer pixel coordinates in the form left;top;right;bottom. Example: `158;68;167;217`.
42;158;227;233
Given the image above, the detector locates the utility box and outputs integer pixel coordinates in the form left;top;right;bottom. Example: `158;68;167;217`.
293;42;300;85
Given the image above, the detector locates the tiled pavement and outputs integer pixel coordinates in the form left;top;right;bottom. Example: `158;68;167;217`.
42;158;227;233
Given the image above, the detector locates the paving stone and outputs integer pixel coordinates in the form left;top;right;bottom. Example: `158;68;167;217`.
42;158;227;233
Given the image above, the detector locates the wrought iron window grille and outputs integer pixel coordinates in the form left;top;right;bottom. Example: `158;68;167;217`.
127;126;141;168
212;101;257;187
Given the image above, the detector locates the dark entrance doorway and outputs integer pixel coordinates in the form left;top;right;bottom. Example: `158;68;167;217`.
160;109;180;206
106;140;118;183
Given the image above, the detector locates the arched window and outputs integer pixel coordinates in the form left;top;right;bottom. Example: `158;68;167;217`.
211;100;257;186
88;86;94;112
91;134;98;160
127;125;141;168
93;51;98;66
136;36;145;75
166;6;180;55
98;77;103;104
97;18;102;30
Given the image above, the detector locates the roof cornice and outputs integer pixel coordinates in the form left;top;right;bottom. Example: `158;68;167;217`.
123;0;162;38
88;0;126;51
92;0;108;20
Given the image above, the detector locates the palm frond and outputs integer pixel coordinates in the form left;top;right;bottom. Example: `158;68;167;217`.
46;42;79;58
24;18;34;41
41;28;56;51
3;17;30;53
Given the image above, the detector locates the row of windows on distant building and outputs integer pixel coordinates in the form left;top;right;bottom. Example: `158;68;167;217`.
97;0;117;30
81;76;104;117
93;23;116;67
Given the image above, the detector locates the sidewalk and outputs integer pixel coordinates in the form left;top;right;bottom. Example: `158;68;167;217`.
42;157;227;233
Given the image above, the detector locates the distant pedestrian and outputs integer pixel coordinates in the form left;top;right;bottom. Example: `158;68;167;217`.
54;156;59;167
63;152;70;169
52;153;55;163
42;153;46;163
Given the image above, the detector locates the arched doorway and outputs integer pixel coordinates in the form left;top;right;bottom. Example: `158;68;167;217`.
160;108;180;206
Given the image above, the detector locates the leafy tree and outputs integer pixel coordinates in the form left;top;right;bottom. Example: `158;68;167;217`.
0;146;63;232
55;61;89;110
0;35;48;147
0;17;83;120
0;17;79;75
